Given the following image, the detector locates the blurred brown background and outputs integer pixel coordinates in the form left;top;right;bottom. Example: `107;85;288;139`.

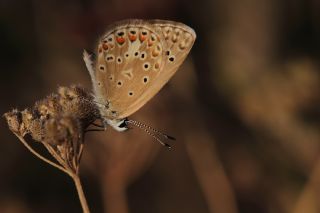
1;0;320;212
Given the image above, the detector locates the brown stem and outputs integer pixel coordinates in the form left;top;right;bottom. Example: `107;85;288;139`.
43;143;70;171
72;174;91;213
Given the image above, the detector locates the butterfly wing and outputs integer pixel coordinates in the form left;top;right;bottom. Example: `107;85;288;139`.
90;19;196;120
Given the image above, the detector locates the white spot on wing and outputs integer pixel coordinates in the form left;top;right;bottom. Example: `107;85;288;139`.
121;69;133;79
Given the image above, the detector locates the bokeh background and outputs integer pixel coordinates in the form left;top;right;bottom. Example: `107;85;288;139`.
1;0;320;212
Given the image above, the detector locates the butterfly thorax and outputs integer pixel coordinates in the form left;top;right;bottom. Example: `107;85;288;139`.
92;98;129;131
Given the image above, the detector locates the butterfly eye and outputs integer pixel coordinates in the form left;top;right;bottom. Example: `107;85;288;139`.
166;50;170;56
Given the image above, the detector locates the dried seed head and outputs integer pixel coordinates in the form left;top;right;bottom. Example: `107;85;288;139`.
44;115;82;146
3;109;43;141
42;115;84;173
4;85;99;144
57;85;99;128
4;85;98;176
3;109;23;134
20;109;43;141
35;94;61;119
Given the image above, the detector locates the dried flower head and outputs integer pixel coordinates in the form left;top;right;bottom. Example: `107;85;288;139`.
42;115;84;173
3;109;23;135
57;85;99;129
3;85;100;175
3;86;94;213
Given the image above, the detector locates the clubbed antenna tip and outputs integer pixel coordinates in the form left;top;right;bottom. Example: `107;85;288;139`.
165;135;176;141
164;143;172;149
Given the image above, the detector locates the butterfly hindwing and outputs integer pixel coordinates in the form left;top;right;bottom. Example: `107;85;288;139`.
91;19;196;119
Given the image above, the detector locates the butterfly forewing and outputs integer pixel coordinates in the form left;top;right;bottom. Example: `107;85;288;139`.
93;19;196;119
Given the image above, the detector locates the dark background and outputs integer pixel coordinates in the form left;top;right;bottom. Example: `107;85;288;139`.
1;0;320;212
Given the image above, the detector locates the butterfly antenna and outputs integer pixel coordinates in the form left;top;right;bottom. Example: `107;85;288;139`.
126;120;172;149
127;119;176;141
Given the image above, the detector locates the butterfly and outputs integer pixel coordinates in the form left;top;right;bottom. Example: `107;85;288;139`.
83;19;196;148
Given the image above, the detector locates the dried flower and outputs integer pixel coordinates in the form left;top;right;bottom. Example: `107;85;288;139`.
3;85;97;213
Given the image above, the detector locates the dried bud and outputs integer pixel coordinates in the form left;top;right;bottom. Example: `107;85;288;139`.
3;109;23;135
44;116;82;146
21;109;43;141
34;94;62;119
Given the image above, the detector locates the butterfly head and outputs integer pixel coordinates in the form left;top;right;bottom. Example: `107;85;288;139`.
105;117;129;132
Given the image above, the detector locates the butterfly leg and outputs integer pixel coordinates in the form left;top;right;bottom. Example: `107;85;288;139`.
91;121;104;128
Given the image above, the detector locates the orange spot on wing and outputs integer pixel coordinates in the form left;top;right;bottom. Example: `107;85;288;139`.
148;40;154;47
116;37;125;44
129;35;137;41
102;43;109;51
154;62;160;69
152;49;159;57
139;35;147;42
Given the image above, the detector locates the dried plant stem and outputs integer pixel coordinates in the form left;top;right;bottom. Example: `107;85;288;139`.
43;143;71;172
14;133;91;213
72;174;91;213
14;133;68;174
